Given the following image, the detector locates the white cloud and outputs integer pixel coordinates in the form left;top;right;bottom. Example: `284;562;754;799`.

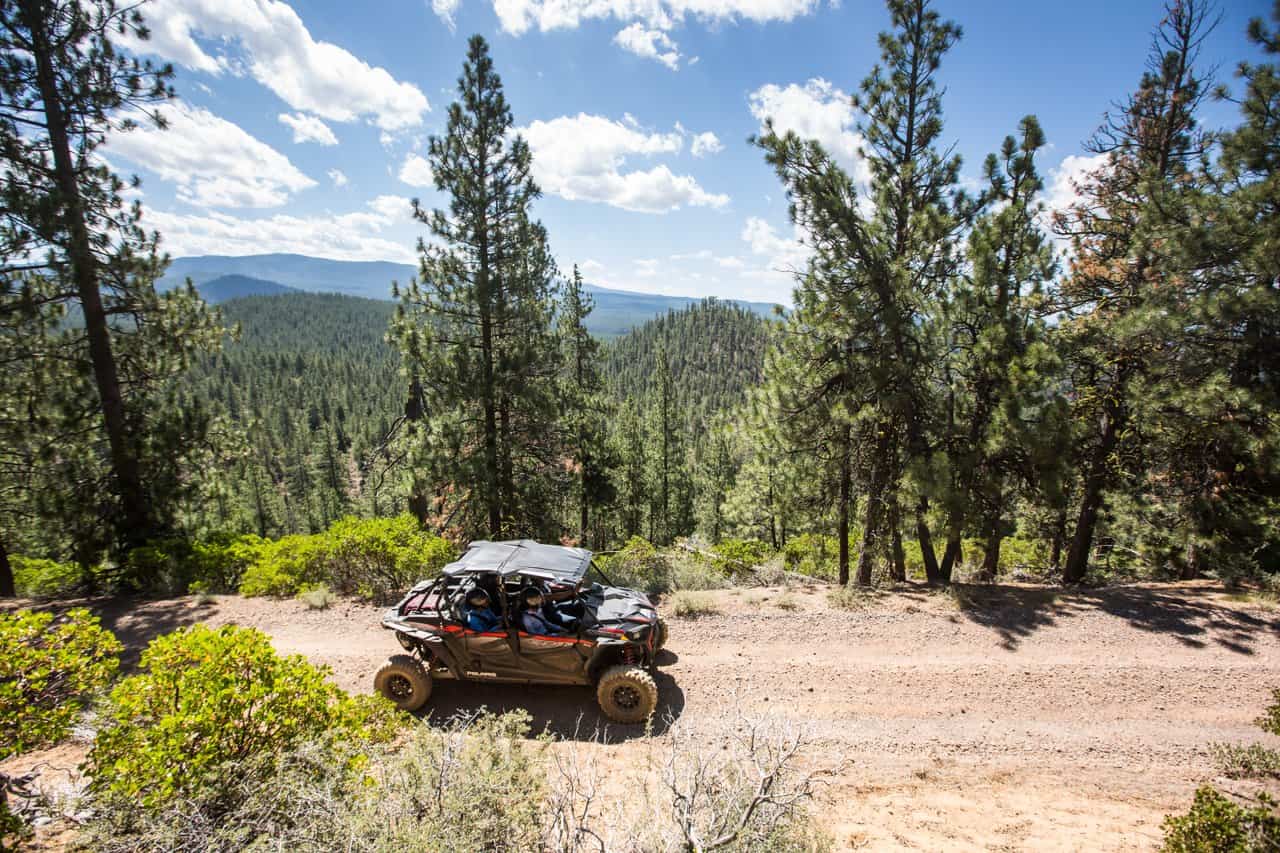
398;153;435;188
109;102;315;208
742;215;810;274
328;168;349;187
125;0;429;130
748;78;869;184
278;112;338;145
431;0;462;30
143;195;417;263
518;113;728;213
613;23;680;69
481;0;816;36
691;131;723;157
1044;152;1107;218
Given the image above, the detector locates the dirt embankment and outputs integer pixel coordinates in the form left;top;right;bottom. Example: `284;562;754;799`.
6;580;1279;850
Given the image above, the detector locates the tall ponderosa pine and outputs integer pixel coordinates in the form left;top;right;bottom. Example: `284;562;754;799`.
944;116;1065;581
1150;2;1280;578
645;340;691;545
559;265;612;545
1053;0;1216;583
758;0;964;585
392;35;560;540
1;0;224;572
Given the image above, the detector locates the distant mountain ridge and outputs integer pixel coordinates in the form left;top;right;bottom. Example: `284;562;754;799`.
159;253;779;337
194;274;298;303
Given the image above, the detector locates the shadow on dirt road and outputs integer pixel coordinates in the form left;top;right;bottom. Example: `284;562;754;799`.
942;582;1280;653
417;667;685;742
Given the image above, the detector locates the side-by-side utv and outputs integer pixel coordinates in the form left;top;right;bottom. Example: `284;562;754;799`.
376;540;668;723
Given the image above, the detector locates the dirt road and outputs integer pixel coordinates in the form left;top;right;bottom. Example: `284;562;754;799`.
7;581;1279;850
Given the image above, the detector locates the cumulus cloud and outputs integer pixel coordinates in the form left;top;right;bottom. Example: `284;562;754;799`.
398;153;436;188
691;131;723;157
518;113;728;213
742;216;810;274
123;0;429;130
1044;152;1108;217
109;103;315;208
328;169;349;187
482;0;817;36
142;195;417;263
278;112;338;145
748;78;869;184
613;23;680;69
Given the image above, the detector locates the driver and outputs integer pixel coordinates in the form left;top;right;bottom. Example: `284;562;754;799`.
463;587;501;632
520;588;568;636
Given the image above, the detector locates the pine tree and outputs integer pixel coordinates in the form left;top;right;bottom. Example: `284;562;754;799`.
1052;0;1216;583
559;264;612;545
758;0;965;585
391;35;561;540
944;116;1066;581
1;0;224;567
1149;2;1280;579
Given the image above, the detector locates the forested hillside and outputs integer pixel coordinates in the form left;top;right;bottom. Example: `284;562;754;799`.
183;294;402;535
178;292;767;540
602;300;770;428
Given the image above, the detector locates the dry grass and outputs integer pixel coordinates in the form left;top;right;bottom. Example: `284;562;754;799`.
296;585;337;610
670;591;722;619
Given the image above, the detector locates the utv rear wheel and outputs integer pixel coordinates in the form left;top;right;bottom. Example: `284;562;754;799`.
596;665;658;724
374;654;432;712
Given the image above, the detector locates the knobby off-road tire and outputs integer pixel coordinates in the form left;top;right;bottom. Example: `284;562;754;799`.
374;654;432;712
596;665;658;724
653;619;669;651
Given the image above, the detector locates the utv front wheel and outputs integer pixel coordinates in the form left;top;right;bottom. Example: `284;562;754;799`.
374;654;432;712
653;619;669;650
596;665;658;724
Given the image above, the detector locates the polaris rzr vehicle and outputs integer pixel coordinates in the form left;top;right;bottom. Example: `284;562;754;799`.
376;539;668;724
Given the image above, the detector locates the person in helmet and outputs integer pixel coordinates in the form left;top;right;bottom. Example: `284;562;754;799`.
519;587;568;636
463;587;501;632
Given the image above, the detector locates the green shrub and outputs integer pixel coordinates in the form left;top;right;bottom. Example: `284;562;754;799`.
1162;786;1280;852
237;533;328;597
324;514;455;601
1;609;121;759
87;624;399;811
85;712;546;853
10;555;87;598
782;533;844;580
237;515;454;601
601;536;673;595
1212;743;1280;779
670;590;721;618
711;538;774;575
188;533;266;594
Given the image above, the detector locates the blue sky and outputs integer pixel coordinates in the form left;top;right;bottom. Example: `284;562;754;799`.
109;0;1270;304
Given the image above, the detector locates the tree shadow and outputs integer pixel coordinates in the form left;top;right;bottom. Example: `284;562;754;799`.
3;594;212;670
419;668;685;742
946;582;1280;653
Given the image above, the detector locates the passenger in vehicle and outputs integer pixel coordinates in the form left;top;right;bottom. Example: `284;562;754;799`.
520;588;568;636
462;587;501;632
534;581;581;632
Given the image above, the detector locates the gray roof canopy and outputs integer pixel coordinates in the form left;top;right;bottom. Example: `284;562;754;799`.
442;540;593;581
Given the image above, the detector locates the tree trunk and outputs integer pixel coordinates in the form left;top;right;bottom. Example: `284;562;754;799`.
1063;405;1121;584
855;431;893;586
939;535;960;584
23;0;152;548
0;537;14;598
837;433;851;585
889;501;906;583
979;510;1002;583
916;496;941;585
